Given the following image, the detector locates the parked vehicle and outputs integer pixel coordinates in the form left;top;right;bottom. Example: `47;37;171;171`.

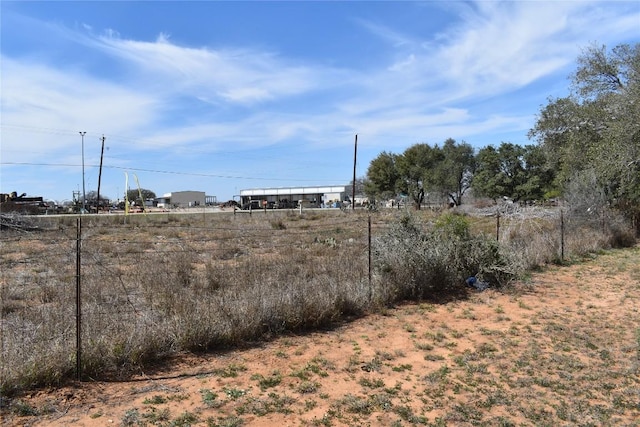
242;200;261;210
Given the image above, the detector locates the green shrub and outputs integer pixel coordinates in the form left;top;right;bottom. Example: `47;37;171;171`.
374;213;519;302
434;212;470;240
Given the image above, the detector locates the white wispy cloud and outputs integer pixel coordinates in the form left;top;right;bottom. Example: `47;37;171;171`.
328;0;639;148
2;1;638;200
1;56;158;162
89;31;336;105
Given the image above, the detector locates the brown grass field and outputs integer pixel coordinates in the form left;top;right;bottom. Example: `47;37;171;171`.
3;238;639;426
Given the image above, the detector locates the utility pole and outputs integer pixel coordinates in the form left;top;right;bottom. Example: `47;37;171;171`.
79;132;86;214
96;135;105;213
352;134;357;211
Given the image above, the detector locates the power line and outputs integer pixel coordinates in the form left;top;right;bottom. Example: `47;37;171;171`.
0;161;347;182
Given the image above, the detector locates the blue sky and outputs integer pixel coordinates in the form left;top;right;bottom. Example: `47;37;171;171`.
1;1;639;204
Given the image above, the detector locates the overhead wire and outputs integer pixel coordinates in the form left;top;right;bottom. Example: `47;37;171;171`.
1;124;353;183
1;161;341;183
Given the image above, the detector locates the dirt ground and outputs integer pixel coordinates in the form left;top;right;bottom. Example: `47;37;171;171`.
3;246;640;427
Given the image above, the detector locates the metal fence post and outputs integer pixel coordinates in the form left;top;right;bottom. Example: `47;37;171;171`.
560;209;565;263
75;216;82;381
368;215;372;302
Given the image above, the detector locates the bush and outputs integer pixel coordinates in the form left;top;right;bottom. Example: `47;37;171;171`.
607;213;637;248
373;213;519;302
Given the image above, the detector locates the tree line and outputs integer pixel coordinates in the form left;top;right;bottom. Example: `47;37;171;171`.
364;139;553;208
364;43;639;229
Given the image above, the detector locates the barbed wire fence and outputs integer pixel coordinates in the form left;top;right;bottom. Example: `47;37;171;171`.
0;206;634;390
493;203;634;264
1;210;378;386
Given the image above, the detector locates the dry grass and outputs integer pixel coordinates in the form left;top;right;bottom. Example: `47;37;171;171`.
2;210;373;394
1;206;637;422
2;246;639;426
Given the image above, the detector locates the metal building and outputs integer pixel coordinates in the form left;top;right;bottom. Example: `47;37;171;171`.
239;185;348;209
157;191;206;208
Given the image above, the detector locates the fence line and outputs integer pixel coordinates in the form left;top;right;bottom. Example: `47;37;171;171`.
1;206;633;389
75;216;82;381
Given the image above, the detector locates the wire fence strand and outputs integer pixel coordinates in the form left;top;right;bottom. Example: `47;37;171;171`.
1;206;634;389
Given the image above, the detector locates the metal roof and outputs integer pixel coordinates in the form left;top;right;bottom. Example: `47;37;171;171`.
240;186;347;197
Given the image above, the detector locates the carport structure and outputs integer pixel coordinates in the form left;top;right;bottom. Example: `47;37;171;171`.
239;185;348;209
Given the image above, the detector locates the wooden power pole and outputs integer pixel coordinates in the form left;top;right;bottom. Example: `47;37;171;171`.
352;134;357;211
96;135;105;211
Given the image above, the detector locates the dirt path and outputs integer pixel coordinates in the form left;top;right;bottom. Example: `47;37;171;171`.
4;247;640;426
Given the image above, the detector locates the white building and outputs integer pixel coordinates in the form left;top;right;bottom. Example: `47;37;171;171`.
239;185;349;209
157;191;206;208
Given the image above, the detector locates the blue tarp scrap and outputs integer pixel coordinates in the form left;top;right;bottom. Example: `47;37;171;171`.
465;276;489;291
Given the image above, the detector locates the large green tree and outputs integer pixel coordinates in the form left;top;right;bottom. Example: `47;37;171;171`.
529;43;640;230
126;188;156;206
518;144;556;201
364;151;399;200
472;143;554;203
473;143;525;201
472;145;506;201
434;138;475;206
84;190;109;204
365;140;476;208
395;143;442;209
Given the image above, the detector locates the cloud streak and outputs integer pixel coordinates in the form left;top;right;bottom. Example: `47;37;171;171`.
90;31;337;106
